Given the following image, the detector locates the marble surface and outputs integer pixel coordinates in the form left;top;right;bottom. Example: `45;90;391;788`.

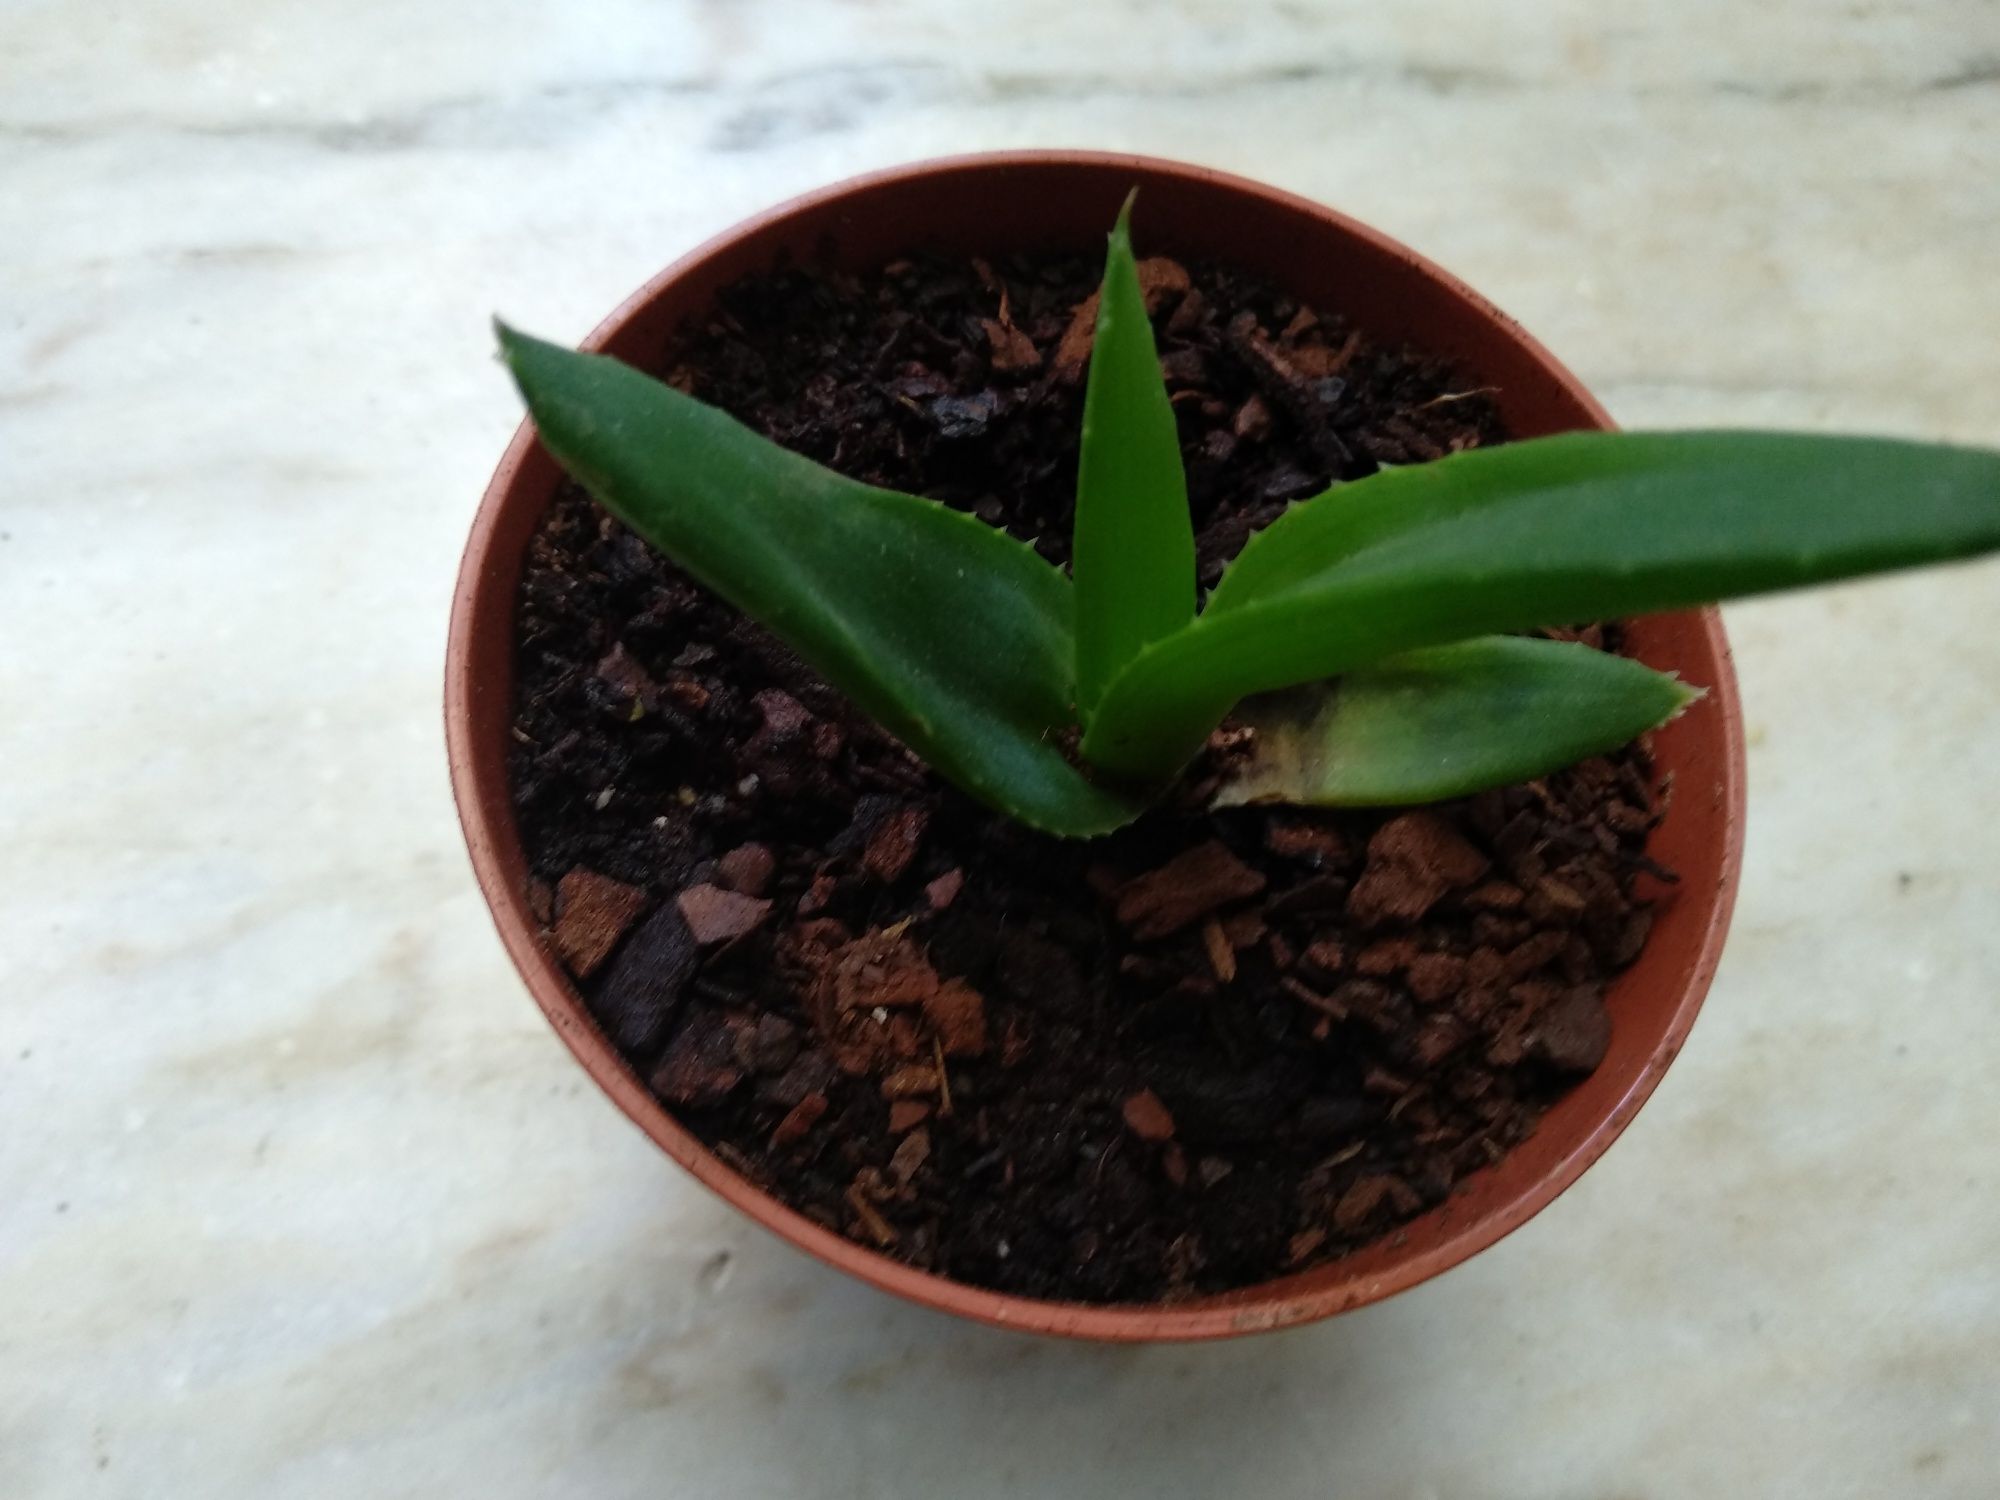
4;1;1998;1493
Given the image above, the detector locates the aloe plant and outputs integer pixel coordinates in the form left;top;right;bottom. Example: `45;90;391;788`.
498;198;2000;838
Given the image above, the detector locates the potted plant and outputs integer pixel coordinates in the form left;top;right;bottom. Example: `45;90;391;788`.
448;153;1999;1340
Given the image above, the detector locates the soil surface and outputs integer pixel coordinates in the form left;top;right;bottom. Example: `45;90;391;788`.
508;247;1669;1303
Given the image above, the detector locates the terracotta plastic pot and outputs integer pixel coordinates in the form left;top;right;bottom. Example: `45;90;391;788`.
446;151;1745;1342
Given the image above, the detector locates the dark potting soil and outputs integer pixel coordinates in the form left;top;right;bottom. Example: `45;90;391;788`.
508;247;1670;1303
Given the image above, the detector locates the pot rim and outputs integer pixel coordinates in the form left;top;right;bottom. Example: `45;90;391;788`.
446;149;1745;1342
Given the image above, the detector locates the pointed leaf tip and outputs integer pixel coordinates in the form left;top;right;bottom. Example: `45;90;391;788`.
493;316;529;358
1070;192;1196;716
1113;186;1140;238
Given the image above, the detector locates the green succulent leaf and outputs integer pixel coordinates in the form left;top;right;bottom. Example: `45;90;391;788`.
498;323;1145;837
1084;429;2000;779
1072;193;1196;716
1211;635;1699;809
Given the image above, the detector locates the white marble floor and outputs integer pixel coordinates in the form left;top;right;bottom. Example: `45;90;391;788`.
4;2;1998;1495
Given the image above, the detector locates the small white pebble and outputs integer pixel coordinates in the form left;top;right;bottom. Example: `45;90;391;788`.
594;787;615;810
736;775;760;796
871;1006;889;1023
